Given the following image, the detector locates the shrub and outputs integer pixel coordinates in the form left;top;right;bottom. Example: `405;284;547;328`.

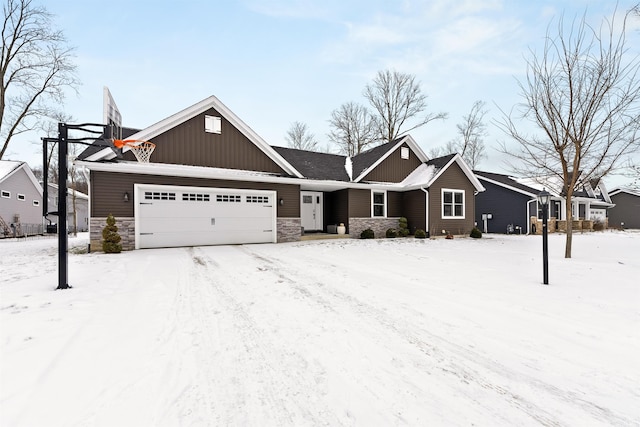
414;229;427;239
398;217;409;237
360;228;375;239
593;220;605;231
102;213;122;253
386;228;397;238
470;227;482;238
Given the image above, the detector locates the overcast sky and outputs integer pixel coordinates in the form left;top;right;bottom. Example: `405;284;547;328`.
6;0;640;186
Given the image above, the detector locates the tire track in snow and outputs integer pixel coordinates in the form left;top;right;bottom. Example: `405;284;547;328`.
186;247;340;426
242;245;631;427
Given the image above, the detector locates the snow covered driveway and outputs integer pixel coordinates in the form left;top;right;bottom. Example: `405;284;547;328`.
1;232;639;426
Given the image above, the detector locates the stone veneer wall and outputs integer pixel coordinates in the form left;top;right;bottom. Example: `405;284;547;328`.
349;217;400;239
277;218;301;243
90;216;135;251
530;217;608;235
90;216;301;250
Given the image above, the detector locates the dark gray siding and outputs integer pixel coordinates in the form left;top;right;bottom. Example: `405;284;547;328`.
402;190;426;233
609;192;640;229
348;189;370;217
126;108;287;174
475;180;533;233
90;171;300;218
325;189;349;231
387;191;402;217
428;162;476;236
361;143;422;183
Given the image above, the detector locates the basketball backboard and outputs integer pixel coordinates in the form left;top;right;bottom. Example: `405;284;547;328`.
103;86;122;140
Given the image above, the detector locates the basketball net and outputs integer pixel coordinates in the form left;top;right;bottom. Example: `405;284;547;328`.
113;139;156;163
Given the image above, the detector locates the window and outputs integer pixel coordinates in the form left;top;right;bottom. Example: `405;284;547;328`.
401;147;409;159
17;193;26;201
182;193;210;202
247;195;269;203
372;191;386;217
442;189;465;219
33;200;40;206
1;190;10;198
204;115;222;134
144;191;176;200
302;195;312;204
216;194;241;203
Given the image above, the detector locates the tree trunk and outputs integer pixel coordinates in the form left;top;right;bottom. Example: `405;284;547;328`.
565;196;573;258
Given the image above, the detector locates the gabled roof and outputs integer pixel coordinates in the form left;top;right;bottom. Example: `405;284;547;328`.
81;95;304;178
352;135;428;182
423;154;484;192
79;126;139;160
474;170;540;197
0;160;43;195
609;188;640;198
272;147;350;181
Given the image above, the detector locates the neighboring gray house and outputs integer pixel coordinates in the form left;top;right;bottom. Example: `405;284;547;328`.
608;188;640;229
0;160;43;237
474;170;614;234
474;171;539;234
47;183;90;233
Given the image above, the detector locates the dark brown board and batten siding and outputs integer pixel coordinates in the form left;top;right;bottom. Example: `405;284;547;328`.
361;143;422;183
90;171;300;218
428;162;476;236
123;108;287;175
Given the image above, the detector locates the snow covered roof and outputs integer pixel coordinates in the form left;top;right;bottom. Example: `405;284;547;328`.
0;160;22;181
0;160;43;195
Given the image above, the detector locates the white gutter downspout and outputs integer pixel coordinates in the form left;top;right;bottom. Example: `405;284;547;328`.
421;187;429;236
527;199;537;235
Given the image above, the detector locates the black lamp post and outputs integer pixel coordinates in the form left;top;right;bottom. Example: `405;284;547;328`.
537;189;550;285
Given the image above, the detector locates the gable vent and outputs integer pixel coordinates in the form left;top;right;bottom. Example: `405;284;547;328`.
205;115;222;134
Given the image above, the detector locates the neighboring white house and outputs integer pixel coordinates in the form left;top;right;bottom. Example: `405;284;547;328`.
46;183;89;233
0;160;43;237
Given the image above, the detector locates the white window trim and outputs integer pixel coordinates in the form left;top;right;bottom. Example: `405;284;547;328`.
441;188;465;219
401;147;409;159
17;193;26;201
1;190;10;198
371;190;387;218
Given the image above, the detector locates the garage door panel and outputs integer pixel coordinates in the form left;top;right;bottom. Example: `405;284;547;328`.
135;185;277;249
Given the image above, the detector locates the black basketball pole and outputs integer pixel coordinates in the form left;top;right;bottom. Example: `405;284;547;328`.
57;123;70;290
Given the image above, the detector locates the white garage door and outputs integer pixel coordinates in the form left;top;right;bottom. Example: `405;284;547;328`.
134;184;277;249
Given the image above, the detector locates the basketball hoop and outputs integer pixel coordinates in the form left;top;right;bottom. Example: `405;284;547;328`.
113;139;156;163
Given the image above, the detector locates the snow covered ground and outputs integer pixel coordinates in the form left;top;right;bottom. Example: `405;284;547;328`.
1;231;639;426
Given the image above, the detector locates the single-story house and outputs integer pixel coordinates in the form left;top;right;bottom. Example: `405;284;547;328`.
474;170;614;234
608;188;640;229
77;95;485;250
46;183;90;233
0;160;43;237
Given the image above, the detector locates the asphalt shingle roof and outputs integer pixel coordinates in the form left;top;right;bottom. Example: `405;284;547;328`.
272;146;350;181
473;170;539;195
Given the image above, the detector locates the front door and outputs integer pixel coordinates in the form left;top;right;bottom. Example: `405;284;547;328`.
301;191;323;232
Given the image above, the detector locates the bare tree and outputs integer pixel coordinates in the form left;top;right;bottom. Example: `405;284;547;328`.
427;141;457;159
285;121;318;151
1;0;78;159
497;7;640;258
448;100;488;169
328;101;378;156
364;69;447;143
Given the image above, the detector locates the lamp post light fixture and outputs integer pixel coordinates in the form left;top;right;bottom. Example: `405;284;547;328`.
537;188;550;285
